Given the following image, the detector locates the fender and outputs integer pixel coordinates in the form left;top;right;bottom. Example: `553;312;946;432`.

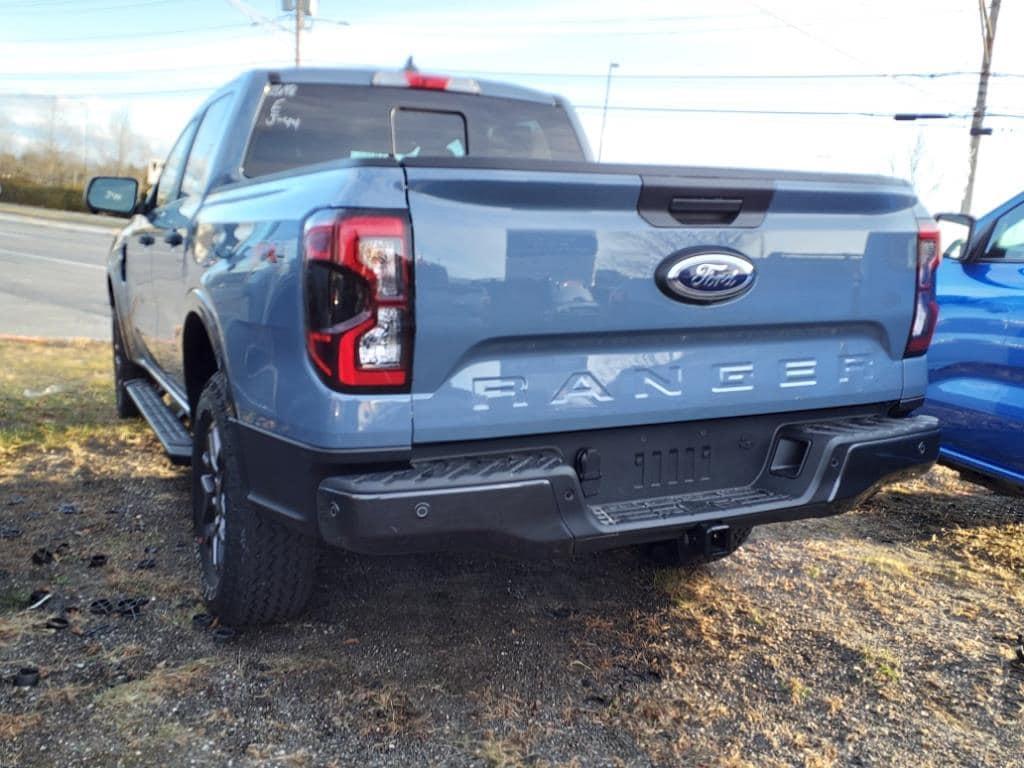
182;288;233;417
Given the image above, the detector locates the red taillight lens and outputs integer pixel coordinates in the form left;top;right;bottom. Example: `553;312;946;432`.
904;221;941;358
303;211;412;391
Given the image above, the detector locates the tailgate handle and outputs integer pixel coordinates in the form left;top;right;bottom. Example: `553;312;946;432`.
669;197;744;225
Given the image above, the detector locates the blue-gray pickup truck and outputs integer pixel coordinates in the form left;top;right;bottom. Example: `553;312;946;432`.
86;66;941;625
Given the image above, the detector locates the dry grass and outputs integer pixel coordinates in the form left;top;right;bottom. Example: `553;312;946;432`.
0;712;42;741
474;729;535;768
332;685;429;741
1;338;1023;767
861;552;915;578
96;658;216;710
0;338;139;454
0;611;45;650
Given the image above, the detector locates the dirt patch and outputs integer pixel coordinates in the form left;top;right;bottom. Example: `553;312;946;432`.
1;339;1022;767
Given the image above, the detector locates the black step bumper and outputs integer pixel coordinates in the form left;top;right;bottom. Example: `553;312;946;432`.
312;413;939;557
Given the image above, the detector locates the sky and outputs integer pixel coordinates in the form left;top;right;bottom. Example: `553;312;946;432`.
2;0;1022;216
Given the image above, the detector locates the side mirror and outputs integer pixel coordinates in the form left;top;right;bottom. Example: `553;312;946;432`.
943;238;966;262
935;212;975;262
84;176;139;217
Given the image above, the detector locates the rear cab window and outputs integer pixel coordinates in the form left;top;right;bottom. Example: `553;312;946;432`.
243;83;584;177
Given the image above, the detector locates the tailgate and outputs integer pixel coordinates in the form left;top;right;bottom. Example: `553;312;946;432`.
404;165;919;444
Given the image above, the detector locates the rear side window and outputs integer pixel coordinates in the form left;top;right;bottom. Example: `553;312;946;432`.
155;120;197;208
181;94;233;199
243;83;584;177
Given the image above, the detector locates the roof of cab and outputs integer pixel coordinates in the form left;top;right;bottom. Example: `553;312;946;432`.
231;67;559;105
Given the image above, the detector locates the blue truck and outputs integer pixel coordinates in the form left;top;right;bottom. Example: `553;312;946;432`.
86;67;940;624
926;193;1024;493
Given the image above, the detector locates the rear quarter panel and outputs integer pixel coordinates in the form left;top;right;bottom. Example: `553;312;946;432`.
187;162;412;449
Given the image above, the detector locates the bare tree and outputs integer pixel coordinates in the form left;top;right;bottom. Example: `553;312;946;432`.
888;131;941;199
108;108;136;176
39;97;68;185
0;97;154;205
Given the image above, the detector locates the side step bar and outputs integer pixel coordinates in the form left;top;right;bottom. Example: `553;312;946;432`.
124;379;192;465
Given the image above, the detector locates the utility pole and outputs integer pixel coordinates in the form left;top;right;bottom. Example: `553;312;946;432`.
597;61;618;162
961;0;1001;215
294;0;302;67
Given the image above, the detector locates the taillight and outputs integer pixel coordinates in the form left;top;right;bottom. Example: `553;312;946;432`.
904;221;941;358
303;211;412;391
371;70;481;94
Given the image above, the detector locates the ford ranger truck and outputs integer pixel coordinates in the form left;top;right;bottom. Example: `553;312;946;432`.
84;67;940;625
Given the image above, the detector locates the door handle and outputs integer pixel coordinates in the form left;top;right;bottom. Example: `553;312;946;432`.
139;234;155;246
637;179;772;228
668;197;745;225
164;231;184;247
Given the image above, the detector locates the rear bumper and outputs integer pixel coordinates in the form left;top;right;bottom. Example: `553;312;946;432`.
307;413;939;556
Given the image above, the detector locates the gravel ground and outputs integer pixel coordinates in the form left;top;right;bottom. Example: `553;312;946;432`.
1;338;1022;767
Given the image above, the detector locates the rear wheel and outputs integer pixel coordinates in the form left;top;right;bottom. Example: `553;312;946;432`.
112;314;142;419
640;526;752;568
192;371;317;625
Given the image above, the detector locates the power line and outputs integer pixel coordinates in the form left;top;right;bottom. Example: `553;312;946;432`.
0;87;217;99
9;61;1024;82
746;0;871;71
0;0;141;6
0;21;263;44
1;0;188;13
11;63;1024;82
574;104;1024;119
575;104;917;118
445;68;1024;82
54;27;284;58
10;61;278;79
3;85;1023;122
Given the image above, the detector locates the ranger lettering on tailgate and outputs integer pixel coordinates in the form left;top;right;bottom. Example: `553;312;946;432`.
469;354;877;410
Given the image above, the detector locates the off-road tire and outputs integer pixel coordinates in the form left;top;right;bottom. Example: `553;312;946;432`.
112;314;143;419
191;371;317;625
640;526;753;568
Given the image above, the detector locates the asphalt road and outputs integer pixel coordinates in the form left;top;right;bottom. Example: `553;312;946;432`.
0;212;117;340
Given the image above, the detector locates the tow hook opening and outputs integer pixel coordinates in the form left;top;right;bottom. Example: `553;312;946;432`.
770;436;810;478
702;523;732;557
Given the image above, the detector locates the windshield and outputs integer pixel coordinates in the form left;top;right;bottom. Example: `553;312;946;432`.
243;82;585;177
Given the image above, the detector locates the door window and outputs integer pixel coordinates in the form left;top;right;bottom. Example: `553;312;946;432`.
985;203;1024;262
181;95;233;199
155;120;197;208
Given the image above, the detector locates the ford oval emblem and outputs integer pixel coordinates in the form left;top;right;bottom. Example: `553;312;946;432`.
655;248;756;304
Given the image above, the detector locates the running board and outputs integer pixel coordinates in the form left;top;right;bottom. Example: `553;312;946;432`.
125;379;192;465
